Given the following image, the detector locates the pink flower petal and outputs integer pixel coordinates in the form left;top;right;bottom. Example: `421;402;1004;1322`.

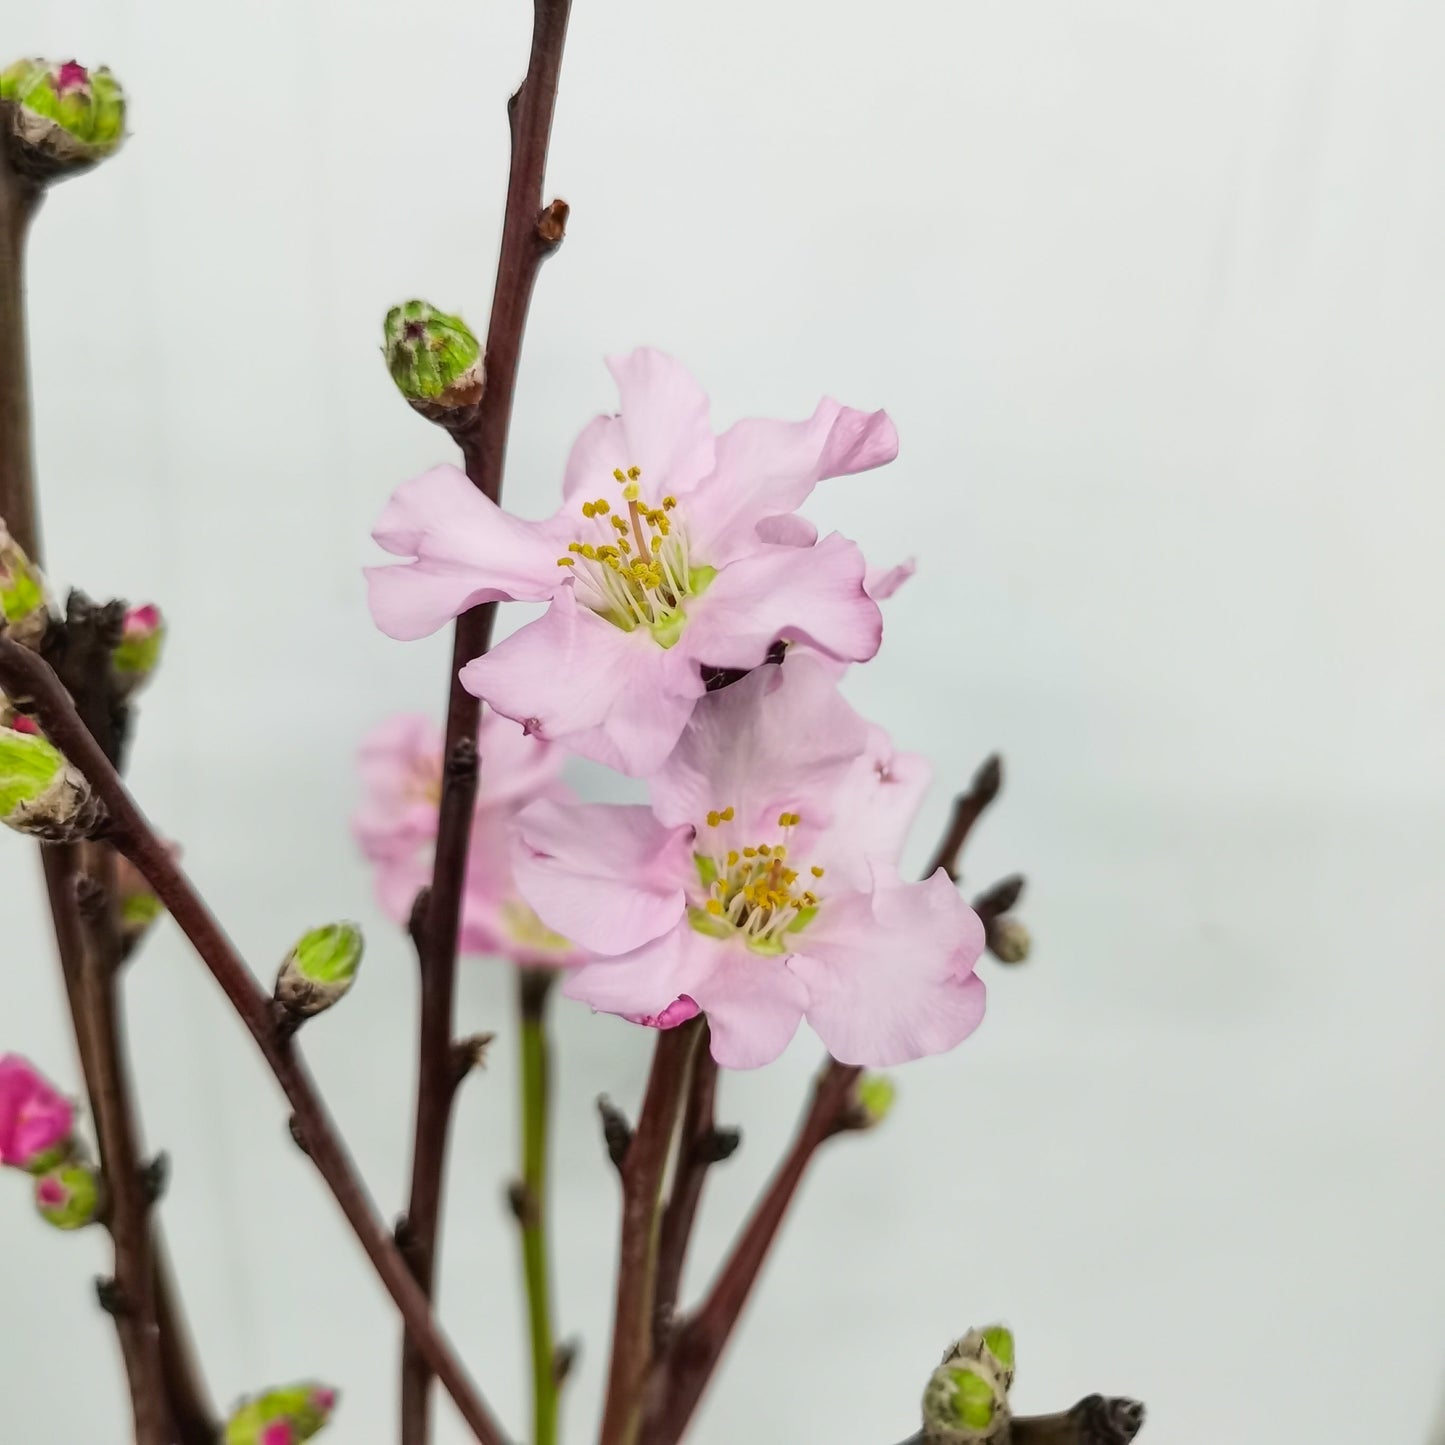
819;725;933;884
563;412;631;500
688;399;899;564
865;557;916;600
512;800;693;955
684;532;882;672
755;513;819;548
460;589;705;776
788;869;987;1066
606;349;716;494
688;950;810;1069
0;1055;73;1169
367;465;564;640
651;653;868;847
562;921;716;1019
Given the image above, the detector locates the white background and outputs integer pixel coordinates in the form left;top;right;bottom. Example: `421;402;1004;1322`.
4;0;1444;1441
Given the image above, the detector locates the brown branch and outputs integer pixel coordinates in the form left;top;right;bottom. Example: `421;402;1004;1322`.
652;1035;737;1355
0;129;41;556
0;638;510;1445
643;1060;862;1445
397;2;572;1438
598;1021;703;1445
74;858;168;1445
923;754;1002;882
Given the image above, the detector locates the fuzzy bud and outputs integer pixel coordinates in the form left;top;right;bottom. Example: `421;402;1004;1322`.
0;58;125;181
275;923;363;1020
383;300;484;418
987;917;1031;965
224;1382;338;1444
0;725;104;841
0;1054;75;1172
943;1325;1016;1394
922;1362;1009;1444
112;604;165;697
850;1073;896;1129
33;1160;101;1230
0;525;49;649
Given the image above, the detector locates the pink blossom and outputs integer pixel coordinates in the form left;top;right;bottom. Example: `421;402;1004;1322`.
367;349;898;775
512;655;986;1068
354;711;583;967
0;1055;74;1170
55;61;89;93
259;1423;293;1445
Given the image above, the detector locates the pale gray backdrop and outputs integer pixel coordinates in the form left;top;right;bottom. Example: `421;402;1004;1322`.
3;0;1444;1441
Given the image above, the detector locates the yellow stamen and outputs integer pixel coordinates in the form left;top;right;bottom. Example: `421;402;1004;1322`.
811;865;825;878
556;557;575;567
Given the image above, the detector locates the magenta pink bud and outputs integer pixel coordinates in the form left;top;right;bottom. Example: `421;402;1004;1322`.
259;1424;294;1445
308;1389;337;1416
34;1174;67;1208
54;61;89;93
112;603;165;696
0;1055;74;1171
9;715;38;736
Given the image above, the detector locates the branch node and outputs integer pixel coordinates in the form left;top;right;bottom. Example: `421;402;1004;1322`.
552;1336;580;1387
445;736;478;784
407;886;432;948
506;1179;539;1228
141;1151;169;1206
286;1113;311;1157
696;1125;741;1164
974;873;1025;921
94;1275;126;1316
597;1094;632;1169
537;197;570;248
450;1032;495;1086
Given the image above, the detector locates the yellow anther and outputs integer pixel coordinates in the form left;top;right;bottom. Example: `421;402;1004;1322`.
777;811;801;828
618;538;631;554
594;498;611;514
651;536;663;553
706;898;724;916
743;847;757;858
662;496;677;509
811;865;825;878
582;501;596;518
627;466;641;480
759;844;772;857
568;541;583;553
613;468;627;483
556;557;575;567
720;806;734;821
612;515;629;533
726;850;739;866
706;810;722;827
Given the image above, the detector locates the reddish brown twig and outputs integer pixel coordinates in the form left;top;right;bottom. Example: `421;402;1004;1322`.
892;1395;1146;1445
598;1021;704;1445
923;753;1003;882
652;1036;737;1355
397;3;572;1439
0;129;40;557
0;637;510;1445
643;1060;862;1445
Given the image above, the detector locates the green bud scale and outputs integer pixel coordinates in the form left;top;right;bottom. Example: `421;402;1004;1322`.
922;1360;1009;1445
224;1382;338;1443
0;725;103;842
0;525;49;650
275;922;363;1019
33;1161;101;1230
1;58;126;181
383;300;484;418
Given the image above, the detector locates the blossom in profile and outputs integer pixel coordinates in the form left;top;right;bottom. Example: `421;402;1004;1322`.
354;711;581;967
512;654;986;1068
0;1055;74;1172
367;349;897;775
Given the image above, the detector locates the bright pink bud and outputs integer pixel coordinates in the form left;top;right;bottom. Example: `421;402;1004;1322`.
0;1055;74;1171
259;1424;294;1445
55;61;89;93
309;1388;337;1416
9;715;38;736
34;1174;68;1208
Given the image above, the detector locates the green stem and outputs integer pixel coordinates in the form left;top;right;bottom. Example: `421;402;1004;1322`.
519;968;559;1445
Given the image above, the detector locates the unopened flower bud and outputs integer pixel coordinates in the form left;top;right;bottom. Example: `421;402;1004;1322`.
943;1325;1016;1394
224;1382;338;1444
0;525;49;649
0;1054;75;1171
33;1161;100;1230
1;58;126;181
275;923;363;1019
383;300;484;417
112;604;165;697
0;725;103;841
922;1362;1008;1444
986;917;1031;965
851;1073;896;1129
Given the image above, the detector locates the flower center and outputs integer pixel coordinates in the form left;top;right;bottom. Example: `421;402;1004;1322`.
555;467;714;646
688;809;825;955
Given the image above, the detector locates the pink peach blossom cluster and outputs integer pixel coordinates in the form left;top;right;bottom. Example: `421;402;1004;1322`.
365;350;986;1070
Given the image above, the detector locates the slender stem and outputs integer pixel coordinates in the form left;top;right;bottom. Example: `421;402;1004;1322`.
153;1237;219;1444
74;848;168;1445
643;1061;860;1445
399;2;572;1436
517;969;559;1445
0;638;510;1445
598;1022;703;1445
922;754;1002;882
651;1038;722;1353
0;136;40;556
